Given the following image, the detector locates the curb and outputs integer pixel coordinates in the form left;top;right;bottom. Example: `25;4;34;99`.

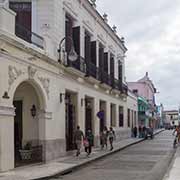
32;129;164;180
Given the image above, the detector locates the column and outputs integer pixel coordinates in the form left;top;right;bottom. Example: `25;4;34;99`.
93;98;100;147
0;105;15;171
77;93;85;133
116;105;119;128
106;101;111;128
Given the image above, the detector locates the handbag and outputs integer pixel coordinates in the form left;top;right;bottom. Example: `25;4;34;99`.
83;139;89;147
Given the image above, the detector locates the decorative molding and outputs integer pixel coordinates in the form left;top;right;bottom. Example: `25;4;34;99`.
63;1;78;19
97;34;106;45
8;65;24;91
0;106;15;117
28;66;37;79
82;20;94;34
38;76;50;99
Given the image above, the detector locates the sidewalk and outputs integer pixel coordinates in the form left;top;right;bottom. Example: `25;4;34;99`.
0;129;163;180
163;142;180;180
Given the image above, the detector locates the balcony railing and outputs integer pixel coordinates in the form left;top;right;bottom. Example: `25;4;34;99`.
67;56;87;74
86;61;99;79
15;23;44;49
65;56;127;95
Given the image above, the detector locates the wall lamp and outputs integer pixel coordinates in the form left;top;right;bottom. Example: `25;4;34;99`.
57;36;78;64
2;91;9;99
30;104;37;118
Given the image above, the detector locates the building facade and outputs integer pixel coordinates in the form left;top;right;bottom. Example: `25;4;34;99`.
164;110;179;127
128;72;157;128
0;0;137;171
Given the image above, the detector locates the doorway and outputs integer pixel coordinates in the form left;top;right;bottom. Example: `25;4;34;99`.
65;92;77;151
85;97;94;135
13;100;23;166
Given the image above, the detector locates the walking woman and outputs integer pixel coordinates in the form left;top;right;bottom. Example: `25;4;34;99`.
100;126;108;150
108;127;115;151
85;130;94;156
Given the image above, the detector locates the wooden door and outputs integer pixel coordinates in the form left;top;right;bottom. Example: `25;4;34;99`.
65;103;76;151
13;100;23;163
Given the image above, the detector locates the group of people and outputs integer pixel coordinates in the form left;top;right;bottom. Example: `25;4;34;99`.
100;126;116;151
74;126;116;157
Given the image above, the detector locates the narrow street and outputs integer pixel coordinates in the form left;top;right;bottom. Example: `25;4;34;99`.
51;131;175;180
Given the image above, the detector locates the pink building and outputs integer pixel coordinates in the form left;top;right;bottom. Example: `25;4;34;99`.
128;72;157;127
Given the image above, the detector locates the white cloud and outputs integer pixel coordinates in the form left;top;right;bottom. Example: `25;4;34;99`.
96;0;180;110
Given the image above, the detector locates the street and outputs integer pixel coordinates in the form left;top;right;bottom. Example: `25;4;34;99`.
50;131;175;180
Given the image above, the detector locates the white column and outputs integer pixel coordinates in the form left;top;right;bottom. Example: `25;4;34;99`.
0;106;15;171
116;105;119;127
94;98;100;147
96;41;99;67
80;26;85;58
106;101;111;128
77;93;85;133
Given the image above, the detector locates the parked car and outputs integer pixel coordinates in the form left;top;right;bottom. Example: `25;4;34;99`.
145;127;154;139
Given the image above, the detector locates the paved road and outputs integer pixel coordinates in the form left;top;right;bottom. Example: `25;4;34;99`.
51;131;175;180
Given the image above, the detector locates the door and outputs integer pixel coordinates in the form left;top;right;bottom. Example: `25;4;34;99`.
9;2;32;42
85;108;92;135
65;103;76;151
13;100;23;164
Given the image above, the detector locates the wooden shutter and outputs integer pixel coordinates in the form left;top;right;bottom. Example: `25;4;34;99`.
99;44;104;68
73;26;80;56
104;52;108;73
91;41;97;65
10;2;32;30
110;54;115;77
65;16;73;53
118;61;123;83
85;32;91;63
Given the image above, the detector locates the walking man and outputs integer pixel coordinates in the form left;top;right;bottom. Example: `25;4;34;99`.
85;130;94;156
74;126;84;156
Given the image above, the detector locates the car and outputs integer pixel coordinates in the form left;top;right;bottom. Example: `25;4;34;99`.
145;127;154;139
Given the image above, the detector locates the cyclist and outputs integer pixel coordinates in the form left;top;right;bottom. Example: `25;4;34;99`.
173;125;180;143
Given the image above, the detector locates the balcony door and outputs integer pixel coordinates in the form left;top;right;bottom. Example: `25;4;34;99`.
9;2;32;42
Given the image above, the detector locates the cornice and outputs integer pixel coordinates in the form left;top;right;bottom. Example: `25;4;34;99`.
82;0;127;53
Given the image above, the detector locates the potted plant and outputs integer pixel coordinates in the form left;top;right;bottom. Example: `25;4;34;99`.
19;141;33;160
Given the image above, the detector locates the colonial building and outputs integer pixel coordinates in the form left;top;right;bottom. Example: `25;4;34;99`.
0;0;135;171
128;72;157;128
164;110;179;127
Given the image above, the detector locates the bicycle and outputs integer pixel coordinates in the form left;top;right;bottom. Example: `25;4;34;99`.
173;134;178;148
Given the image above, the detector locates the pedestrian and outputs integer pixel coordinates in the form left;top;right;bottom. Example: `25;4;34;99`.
134;126;137;138
74;125;84;156
139;125;142;138
100;126;108;150
142;126;146;138
108;127;115;151
84;130;94;157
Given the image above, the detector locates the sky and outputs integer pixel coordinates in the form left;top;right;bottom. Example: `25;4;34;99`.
96;0;180;110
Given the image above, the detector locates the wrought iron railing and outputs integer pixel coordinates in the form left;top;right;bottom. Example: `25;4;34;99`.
15;23;44;49
68;56;87;74
99;69;110;85
86;61;99;79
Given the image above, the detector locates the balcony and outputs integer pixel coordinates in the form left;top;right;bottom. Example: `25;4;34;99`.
85;61;99;79
67;56;87;74
15;23;44;49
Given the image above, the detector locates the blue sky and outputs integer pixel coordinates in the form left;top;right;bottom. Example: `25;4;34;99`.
96;0;180;110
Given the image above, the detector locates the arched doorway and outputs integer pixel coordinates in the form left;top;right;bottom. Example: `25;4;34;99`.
13;81;45;167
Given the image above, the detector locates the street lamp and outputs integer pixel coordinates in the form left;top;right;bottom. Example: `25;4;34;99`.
57;36;78;64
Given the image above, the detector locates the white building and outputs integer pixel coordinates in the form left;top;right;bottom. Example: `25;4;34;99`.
0;0;137;171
